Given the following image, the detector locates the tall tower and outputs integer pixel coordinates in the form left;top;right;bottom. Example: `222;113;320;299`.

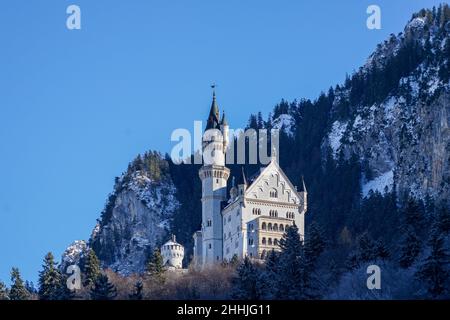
199;88;230;265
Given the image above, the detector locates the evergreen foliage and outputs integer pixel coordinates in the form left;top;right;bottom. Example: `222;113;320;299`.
90;274;117;300
9;268;30;300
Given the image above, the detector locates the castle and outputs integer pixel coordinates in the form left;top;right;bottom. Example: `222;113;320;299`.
192;90;308;267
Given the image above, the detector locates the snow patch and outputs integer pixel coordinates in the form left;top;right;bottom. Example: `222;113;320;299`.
362;170;394;198
272;114;294;136
329;121;348;157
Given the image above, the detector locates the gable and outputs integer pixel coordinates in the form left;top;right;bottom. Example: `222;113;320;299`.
245;161;300;204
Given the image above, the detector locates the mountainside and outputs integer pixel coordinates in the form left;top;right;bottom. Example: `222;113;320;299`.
322;13;450;202
88;152;179;275
62;5;450;275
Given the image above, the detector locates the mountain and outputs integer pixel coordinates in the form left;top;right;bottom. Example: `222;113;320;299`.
62;5;450;275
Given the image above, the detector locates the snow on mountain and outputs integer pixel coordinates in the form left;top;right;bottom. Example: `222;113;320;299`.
60;240;88;272
322;11;450;202
362;170;394;198
272;114;294;136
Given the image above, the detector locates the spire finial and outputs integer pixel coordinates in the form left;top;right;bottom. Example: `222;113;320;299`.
301;175;307;193
211;83;216;99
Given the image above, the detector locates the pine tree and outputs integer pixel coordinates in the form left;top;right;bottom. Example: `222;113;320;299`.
9;268;30;300
38;252;62;300
415;231;450;298
375;239;390;260
229;254;239;267
0;281;9;300
277;224;316;299
304;222;326;267
84;249;101;287
90;274;117;300
435;203;450;234
259;250;279;299
399;227;421;268
147;248;165;282
129;281;144;300
357;232;377;262
57;274;76;300
231;256;261;300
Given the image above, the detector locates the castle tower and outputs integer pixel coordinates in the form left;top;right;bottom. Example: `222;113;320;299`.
160;235;184;269
199;88;230;265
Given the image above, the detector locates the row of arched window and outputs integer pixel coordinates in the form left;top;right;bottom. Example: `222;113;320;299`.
269;210;278;217
286;212;295;219
269;189;278;198
261;237;279;246
261;222;290;232
252;208;261;215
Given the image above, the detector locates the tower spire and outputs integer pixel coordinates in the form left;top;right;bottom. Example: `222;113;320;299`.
206;83;220;130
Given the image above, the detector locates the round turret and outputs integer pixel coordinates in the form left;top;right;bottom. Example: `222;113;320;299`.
160;235;184;269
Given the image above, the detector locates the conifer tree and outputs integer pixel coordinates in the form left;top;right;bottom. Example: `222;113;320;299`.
415;231;450;298
259;250;279;299
147;248;165;282
277;225;316;299
231;256;261;300
9;268;30;300
90;274;117;300
84;249;101;287
435;203;450;234
304;222;326;267
375;239;390;260
0;281;9;300
129;281;144;300
399;227;421;268
38;252;62;300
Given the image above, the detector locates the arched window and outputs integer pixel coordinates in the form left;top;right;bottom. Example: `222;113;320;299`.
262;237;266;245
273;223;278;231
262;222;267;230
280;224;284;232
285;224;290;231
268;238;273;245
268;223;273;231
207;219;212;227
274;239;279;246
270;189;278;198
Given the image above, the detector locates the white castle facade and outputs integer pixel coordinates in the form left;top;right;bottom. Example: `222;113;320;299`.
192;91;307;267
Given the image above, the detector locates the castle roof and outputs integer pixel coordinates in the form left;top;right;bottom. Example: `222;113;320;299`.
205;90;220;130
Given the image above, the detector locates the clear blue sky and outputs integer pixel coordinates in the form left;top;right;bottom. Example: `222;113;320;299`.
0;0;443;284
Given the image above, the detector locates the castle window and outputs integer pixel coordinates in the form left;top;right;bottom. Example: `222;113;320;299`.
235;241;239;248
274;239;279;246
208;243;212;249
248;238;254;246
262;222;266;230
207;219;212;227
237;226;240;232
270;189;278;198
268;223;273;231
228;216;231;222
262;237;266;245
268;238;273;245
280;224;284;232
226;247;230;254
269;210;278;217
273;223;278;231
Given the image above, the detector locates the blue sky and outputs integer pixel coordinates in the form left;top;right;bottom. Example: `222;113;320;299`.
0;0;443;284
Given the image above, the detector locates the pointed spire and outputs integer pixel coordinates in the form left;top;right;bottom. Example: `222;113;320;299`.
221;110;228;126
300;175;307;193
242;166;247;185
206;84;220;130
